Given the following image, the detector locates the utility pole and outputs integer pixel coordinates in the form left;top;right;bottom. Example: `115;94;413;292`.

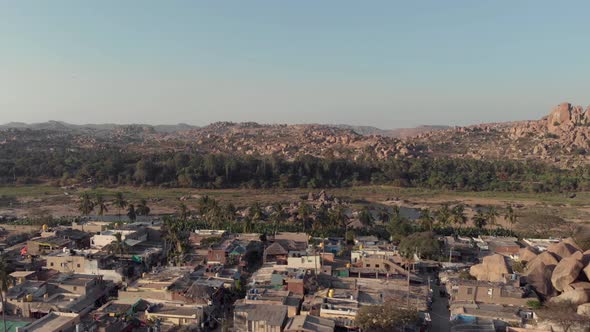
449;246;453;263
406;258;411;308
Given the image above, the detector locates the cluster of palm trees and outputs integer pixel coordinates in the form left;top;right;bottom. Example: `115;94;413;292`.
416;204;467;231
78;192;150;221
161;217;192;266
417;203;518;231
178;196;350;237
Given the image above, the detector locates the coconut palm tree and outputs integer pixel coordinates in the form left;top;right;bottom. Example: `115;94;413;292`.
359;207;374;228
0;255;13;332
94;193;108;216
248;202;263;222
329;206;348;229
113;192;128;221
242;217;253;233
435;204;452;227
504;204;517;230
298;203;313;231
136;199;150;216
450;204;467;227
108;232;129;256
203;204;224;229
162;219;189;265
473;210;487;229
127;204;137;222
418;208;434;231
177;203;190;222
486;207;499;227
269;202;285;235
78;193;95;216
391;205;401;220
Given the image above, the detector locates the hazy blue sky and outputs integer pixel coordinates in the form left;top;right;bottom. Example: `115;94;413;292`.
1;1;589;128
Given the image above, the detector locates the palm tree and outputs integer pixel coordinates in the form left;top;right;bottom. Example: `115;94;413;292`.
78;193;95;216
435;204;452;227
242;217;253;233
329;206;348;229
248;202;263;222
270;202;285;235
204;204;223;229
313;206;329;232
113;192;128;221
177;203;190;222
486;206;499;227
391;205;401;220
450;204;467;227
127;204;137;222
0;255;13;332
418;208;434;231
298;203;313;231
162;218;190;266
108;232;128;255
473;210;487;229
94;193;108;216
136;199;150;216
504;204;517;230
359;207;374;228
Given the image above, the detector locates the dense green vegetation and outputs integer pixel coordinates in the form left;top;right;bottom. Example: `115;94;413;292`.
1;148;588;192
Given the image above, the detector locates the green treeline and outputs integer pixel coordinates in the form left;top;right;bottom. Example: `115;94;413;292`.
0;148;587;192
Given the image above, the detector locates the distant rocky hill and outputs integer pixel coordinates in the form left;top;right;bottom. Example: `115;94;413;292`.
0;121;423;161
3;103;590;167
0;121;199;134
333;124;450;138
412;102;590;167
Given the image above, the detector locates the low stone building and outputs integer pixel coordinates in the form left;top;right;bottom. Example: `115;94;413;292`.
234;303;288;332
447;278;538;307
25;237;73;256
284;314;335;332
144;304;205;328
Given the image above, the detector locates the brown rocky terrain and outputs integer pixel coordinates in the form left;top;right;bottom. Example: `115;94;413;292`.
3;102;590;167
411;102;590;167
0;122;424;161
161;122;424;160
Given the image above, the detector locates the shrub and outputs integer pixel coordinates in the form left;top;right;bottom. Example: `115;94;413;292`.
526;300;542;309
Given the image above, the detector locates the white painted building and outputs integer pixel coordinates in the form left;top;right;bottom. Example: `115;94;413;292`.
90;230;147;249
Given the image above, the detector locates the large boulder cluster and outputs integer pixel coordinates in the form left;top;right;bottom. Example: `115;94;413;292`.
469;254;511;282
520;238;590;312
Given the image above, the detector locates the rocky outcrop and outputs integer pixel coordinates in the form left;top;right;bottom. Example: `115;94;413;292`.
525;261;556;297
563;282;590;293
547;240;581;261
551;289;590;306
527;251;559;271
411;102;590;168
519;246;539;263
470;254;511;282
551;255;584;292
584;263;590;281
578;303;590;316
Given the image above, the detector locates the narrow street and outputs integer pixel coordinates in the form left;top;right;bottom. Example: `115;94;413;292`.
429;284;451;332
